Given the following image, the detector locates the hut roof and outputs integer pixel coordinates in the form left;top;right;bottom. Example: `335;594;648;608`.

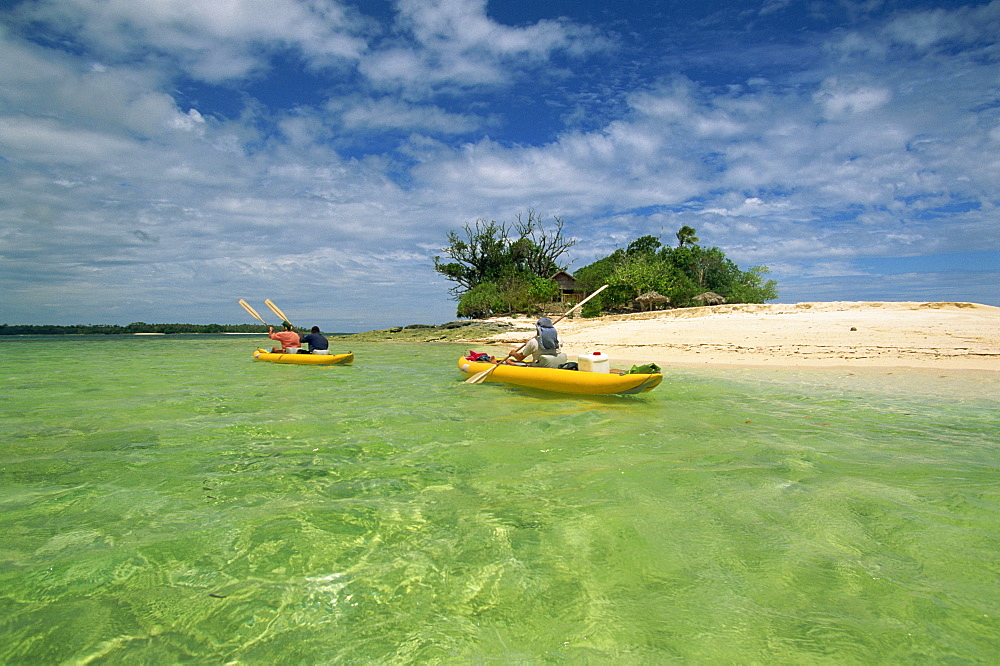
635;290;670;303
693;291;727;304
549;270;576;283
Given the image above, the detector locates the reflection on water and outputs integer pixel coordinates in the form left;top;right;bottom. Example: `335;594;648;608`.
1;335;998;662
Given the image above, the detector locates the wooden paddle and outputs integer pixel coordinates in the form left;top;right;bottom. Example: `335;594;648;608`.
239;299;269;326
265;299;293;326
465;284;609;384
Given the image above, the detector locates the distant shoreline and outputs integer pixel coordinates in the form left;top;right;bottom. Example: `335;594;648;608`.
6;301;998;373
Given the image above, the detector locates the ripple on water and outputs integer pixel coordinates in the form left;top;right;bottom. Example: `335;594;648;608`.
0;336;997;662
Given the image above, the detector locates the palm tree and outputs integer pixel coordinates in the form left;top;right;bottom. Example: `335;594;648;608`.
676;225;699;247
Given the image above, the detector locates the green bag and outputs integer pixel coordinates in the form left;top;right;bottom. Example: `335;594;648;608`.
628;363;661;374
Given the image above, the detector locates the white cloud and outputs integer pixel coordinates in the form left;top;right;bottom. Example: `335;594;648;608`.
882;2;1000;49
337;97;481;134
0;116;136;163
1;0;998;328
360;0;606;90
813;78;892;119
10;0;367;81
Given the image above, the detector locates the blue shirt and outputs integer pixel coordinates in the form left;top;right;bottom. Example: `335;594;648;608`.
301;332;328;351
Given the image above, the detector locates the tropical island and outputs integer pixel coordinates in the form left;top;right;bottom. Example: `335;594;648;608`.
6;218;998;373
433;215;777;318
347;217;1000;372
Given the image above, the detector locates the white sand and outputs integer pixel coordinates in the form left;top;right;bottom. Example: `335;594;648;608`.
477;302;1000;371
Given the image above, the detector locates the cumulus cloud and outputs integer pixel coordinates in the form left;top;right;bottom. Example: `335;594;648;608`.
0;0;998;327
360;0;607;91
337;97;482;134
7;0;368;81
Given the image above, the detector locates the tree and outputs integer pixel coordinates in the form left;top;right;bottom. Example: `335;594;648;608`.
626;235;663;257
728;265;779;303
433;219;513;296
676;225;699;247
511;211;576;278
435;211;576;315
457;282;505;318
572;225;777;315
666;245;735;291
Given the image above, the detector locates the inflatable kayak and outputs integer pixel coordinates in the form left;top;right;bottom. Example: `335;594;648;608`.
457;357;661;395
253;349;354;365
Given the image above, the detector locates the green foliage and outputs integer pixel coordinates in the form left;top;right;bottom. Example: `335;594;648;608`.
457;282;506;318
436;211;575;316
676;225;699;247
434;211;574;294
455;276;560;318
519;275;561;307
728;265;779;303
572;226;777;315
626;235;663;256
440;221;777;318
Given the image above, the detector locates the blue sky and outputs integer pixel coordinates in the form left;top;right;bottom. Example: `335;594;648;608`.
1;0;998;331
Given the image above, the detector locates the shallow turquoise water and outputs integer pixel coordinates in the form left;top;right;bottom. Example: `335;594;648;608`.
1;335;997;663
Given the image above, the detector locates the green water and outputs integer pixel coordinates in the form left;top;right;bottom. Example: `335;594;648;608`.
1;335;997;664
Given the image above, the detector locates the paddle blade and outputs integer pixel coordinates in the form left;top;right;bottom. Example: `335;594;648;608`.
239;299;267;325
265;299;291;324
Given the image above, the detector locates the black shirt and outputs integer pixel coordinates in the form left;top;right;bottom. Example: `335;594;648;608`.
301;332;328;351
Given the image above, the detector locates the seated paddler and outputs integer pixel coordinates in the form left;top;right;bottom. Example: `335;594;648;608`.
506;316;567;368
301;326;330;354
268;320;301;353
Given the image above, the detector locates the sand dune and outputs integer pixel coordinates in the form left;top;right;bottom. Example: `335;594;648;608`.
480;301;1000;370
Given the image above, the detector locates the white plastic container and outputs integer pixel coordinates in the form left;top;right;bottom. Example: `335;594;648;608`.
577;351;610;373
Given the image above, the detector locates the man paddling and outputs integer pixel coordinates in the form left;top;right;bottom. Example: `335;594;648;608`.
301;326;330;355
268;320;301;353
504;317;567;368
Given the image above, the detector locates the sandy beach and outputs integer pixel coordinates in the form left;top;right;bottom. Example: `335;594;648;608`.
477;301;1000;371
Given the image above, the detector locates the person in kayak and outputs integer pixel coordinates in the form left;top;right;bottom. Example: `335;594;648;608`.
301;326;330;354
268;320;301;353
505;316;567;368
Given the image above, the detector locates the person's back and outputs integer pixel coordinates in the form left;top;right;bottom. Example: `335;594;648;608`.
268;321;301;352
512;317;567;368
301;326;329;354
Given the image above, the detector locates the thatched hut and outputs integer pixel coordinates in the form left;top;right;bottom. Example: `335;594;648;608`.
693;291;727;305
634;291;671;311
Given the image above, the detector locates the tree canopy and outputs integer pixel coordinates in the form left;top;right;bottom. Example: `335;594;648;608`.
434;211;574;317
435;219;777;318
574;229;777;315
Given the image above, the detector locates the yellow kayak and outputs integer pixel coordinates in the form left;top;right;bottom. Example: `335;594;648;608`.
457;357;661;395
253;349;354;365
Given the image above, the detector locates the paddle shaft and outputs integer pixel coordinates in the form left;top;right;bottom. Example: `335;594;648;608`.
265;299;292;326
239;299;268;326
466;284;608;383
509;283;608;357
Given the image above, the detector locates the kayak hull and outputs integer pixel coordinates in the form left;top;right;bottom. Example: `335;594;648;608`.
457;357;661;395
253;349;353;365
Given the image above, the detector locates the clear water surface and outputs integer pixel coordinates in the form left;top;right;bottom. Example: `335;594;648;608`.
1;335;997;663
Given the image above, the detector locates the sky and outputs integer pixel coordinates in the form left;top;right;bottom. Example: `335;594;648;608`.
1;0;998;331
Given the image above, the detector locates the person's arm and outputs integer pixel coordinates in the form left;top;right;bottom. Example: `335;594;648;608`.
506;338;536;363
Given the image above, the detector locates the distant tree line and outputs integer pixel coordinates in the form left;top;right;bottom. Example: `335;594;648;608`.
434;218;778;318
0;323;268;335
